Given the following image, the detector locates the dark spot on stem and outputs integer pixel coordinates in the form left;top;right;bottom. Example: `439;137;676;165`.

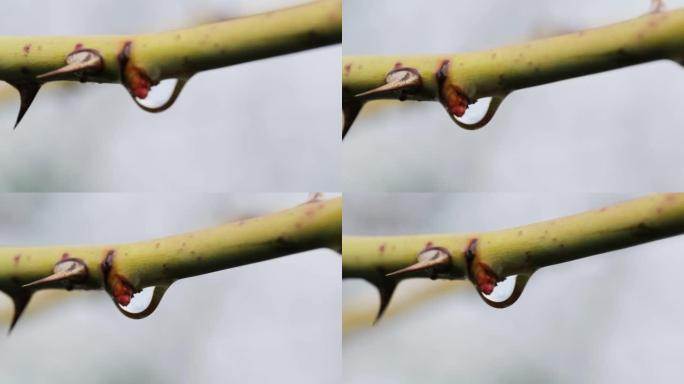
344;63;351;75
101;250;115;279
378;243;386;253
464;238;477;272
13;254;20;265
22;44;31;55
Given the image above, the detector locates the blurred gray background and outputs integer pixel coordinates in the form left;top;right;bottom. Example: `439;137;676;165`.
0;193;340;384
343;0;684;192
343;194;684;383
0;0;339;192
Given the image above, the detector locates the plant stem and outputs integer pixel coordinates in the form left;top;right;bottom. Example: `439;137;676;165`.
343;194;684;284
1;0;341;84
0;197;341;295
343;8;684;103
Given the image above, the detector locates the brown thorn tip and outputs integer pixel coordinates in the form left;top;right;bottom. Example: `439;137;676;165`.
386;247;452;278
36;48;104;81
8;290;32;334
373;280;397;325
355;68;422;99
22;258;88;289
9;81;41;129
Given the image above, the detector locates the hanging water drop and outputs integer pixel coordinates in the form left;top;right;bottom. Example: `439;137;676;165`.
477;271;534;309
132;77;190;113
116;283;172;319
445;93;509;130
481;274;516;301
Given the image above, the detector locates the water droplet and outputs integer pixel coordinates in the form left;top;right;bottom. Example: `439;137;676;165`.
447;93;509;130
118;286;154;313
481;275;517;302
132;77;190;113
116;284;172;319
477;271;534;309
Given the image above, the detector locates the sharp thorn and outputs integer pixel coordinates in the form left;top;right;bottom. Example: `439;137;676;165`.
386;247;451;277
8;290;33;334
22;258;88;289
355;82;409;98
342;99;363;140
373;280;397;325
354;68;422;98
36;48;103;81
9;81;41;129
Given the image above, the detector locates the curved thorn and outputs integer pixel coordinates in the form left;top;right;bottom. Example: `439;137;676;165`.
342;99;363;140
131;77;190;113
116;283;172;320
446;93;509;131
478;271;535;309
372;280;397;325
355;68;422;98
651;0;665;12
386;247;451;278
306;192;323;203
8;81;41;129
36;49;103;81
342;100;363;140
8;290;33;334
22;259;88;289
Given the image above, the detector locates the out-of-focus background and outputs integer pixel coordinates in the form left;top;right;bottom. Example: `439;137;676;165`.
343;0;684;192
0;0;339;191
0;193;341;384
343;194;684;383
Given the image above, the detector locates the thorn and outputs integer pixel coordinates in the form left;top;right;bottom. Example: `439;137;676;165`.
8;290;33;334
22;258;88;290
355;68;422;98
307;192;323;202
342;99;363;140
651;0;665;12
36;48;103;82
8;81;41;129
372;279;397;325
386;247;452;278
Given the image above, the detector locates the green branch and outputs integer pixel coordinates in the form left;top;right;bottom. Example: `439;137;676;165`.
1;0;341;126
343;194;684;320
342;7;684;137
1;196;341;331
